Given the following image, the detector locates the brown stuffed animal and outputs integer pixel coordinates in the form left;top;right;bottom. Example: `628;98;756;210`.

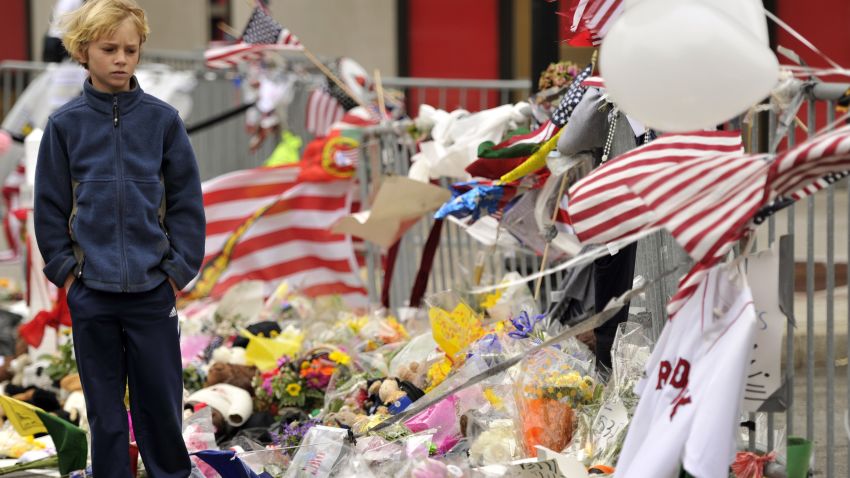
204;362;257;395
378;379;407;405
394;361;425;390
60;373;82;392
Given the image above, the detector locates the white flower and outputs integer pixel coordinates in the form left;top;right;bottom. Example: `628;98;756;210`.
469;421;518;465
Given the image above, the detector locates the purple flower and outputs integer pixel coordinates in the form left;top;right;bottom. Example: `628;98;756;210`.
272;418;320;449
277;355;291;368
508;311;545;339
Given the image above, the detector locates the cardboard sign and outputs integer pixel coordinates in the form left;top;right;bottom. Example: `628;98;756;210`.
744;248;785;413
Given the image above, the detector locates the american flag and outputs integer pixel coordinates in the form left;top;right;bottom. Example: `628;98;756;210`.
767;123;850;202
552;63;593;127
204;6;303;69
183;165;367;305
306;88;345;138
567;0;624;46
565;131;772;316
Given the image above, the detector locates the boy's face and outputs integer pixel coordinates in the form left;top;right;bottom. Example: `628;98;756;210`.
82;18;141;94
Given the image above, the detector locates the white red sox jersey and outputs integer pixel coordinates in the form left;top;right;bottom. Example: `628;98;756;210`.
615;264;757;478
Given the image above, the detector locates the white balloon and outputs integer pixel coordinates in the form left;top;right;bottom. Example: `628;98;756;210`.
626;0;769;45
600;0;779;132
705;0;769;45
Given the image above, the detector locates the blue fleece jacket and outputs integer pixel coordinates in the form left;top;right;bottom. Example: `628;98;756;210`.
34;77;205;293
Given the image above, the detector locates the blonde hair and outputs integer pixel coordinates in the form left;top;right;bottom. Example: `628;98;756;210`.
61;0;150;68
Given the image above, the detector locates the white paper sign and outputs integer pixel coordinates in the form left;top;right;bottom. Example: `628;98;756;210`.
592;398;629;452
535;447;590;478
744;249;785;412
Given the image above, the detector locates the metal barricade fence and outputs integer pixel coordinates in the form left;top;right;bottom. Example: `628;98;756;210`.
381;77;532;113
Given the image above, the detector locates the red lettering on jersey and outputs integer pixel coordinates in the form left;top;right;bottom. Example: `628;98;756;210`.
670;389;692;419
656;360;672;389
657;358;691;390
670;358;690;389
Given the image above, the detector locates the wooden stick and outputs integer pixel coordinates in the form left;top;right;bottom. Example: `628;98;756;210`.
374;69;388;120
534;172;570;301
216;22;240;40
301;47;367;109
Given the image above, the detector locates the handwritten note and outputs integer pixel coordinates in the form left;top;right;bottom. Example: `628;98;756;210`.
592;398;629;452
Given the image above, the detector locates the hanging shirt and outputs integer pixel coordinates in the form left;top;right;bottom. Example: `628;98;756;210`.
615;264;757;478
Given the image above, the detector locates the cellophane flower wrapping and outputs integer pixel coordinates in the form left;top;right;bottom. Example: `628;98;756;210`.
512;344;601;456
564;321;652;467
182;407;218;478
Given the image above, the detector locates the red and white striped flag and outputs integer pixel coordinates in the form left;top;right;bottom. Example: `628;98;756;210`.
306;89;345;138
567;131;746;244
205;6;303;69
185;165;367;306
768;123;850;202
565;131;773;316
567;0;623;46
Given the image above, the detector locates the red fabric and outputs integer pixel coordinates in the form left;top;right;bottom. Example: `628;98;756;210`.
297;131;358;182
19;288;72;347
409;219;444;308
465;156;529;180
731;451;775;478
567;30;595;47
381;241;401;309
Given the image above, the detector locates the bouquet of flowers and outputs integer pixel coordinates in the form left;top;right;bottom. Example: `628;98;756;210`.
538;61;582;91
270;418;320;453
253;348;353;416
565;322;653;467
513;346;602;455
253;356;324;414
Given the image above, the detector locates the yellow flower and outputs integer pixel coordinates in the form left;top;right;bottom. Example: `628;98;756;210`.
329;350;351;366
480;289;503;309
425;358;452;392
563;371;581;388
345;316;368;334
386;317;409;341
483;388;504;409
285;383;302;396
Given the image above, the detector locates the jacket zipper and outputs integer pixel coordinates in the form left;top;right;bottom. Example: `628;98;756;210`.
114;97;129;292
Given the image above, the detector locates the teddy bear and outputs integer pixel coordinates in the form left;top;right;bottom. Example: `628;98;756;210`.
323;405;369;431
204;362;257;395
365;378;425;415
210;346;246;366
394;361;426;390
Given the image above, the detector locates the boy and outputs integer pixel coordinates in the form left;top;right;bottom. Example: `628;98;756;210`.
33;0;205;476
